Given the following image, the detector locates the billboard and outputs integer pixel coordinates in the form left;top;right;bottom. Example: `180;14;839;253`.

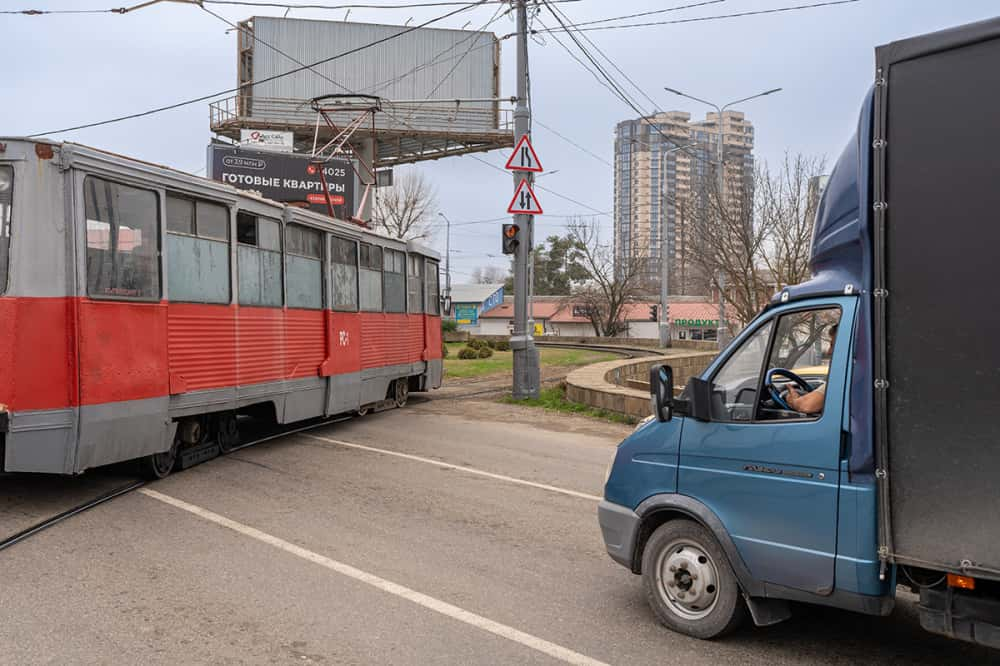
239;129;294;153
207;145;354;217
243;17;500;133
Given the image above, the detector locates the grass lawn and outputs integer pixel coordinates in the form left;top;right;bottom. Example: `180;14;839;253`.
501;386;639;425
443;342;617;380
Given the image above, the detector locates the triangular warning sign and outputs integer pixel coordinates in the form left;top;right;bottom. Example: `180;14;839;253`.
507;178;543;215
504;135;543;173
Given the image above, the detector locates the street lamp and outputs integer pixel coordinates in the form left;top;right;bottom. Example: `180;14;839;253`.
437;212;452;308
663;86;781;348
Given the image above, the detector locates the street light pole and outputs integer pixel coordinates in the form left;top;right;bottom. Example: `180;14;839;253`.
437;212;452;303
663;86;781;349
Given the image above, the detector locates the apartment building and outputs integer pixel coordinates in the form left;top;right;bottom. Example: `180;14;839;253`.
613;110;754;295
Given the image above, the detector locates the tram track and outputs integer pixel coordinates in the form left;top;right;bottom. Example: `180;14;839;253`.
0;414;354;553
0;343;658;552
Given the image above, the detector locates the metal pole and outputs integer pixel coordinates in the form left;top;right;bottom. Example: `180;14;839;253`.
510;0;539;399
659;147;671;348
714;105;729;349
438;212;452;301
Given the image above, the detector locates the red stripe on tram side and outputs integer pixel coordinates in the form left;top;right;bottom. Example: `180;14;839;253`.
78;299;169;405
167;302;238;393
0;297;79;411
425;314;443;360
284;308;327;379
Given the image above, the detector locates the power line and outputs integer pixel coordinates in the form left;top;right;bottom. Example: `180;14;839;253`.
202;0;580;9
468;154;608;216
562;0;728;29
27;0;486;136
532;120;611;166
535;0;861;34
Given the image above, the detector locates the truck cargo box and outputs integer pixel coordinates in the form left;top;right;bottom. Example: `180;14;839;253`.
874;18;1000;579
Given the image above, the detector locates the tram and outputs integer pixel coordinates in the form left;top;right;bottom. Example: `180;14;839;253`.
0;139;443;478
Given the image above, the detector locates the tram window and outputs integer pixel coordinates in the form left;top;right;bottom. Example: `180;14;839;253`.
359;243;383;312
330;236;358;311
84;176;160;300
237;212;282;307
285;223;323;310
407;254;424;314
383;248;406;313
165;194;230;304
0;166;11;295
425;260;440;316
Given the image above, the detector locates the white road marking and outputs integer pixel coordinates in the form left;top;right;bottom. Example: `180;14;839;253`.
139;488;610;666
300;433;603;502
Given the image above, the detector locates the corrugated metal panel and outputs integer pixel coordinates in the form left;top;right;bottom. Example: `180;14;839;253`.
250;17;498;132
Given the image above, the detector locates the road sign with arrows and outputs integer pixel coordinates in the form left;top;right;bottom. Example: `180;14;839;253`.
504;135;543;173
507;178;543;215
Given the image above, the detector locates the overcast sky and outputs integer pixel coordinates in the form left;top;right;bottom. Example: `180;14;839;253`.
3;0;997;283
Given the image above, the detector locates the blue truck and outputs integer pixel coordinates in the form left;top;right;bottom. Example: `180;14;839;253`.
599;18;1000;648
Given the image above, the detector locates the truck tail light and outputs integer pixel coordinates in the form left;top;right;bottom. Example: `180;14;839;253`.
947;573;975;590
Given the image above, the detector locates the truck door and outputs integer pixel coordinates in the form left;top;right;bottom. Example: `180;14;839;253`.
678;298;855;595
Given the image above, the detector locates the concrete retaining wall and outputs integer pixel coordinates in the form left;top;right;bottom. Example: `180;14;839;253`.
472;334;718;351
565;350;717;420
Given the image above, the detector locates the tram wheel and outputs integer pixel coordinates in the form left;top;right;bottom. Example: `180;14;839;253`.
216;412;240;454
139;438;179;480
393;378;409;408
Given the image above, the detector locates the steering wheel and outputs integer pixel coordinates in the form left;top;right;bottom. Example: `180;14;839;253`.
764;368;814;411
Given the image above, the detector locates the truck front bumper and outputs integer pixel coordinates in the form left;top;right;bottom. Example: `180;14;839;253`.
598;500;640;569
920;586;1000;649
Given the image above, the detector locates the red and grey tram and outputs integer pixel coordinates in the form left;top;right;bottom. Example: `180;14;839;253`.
0;139;442;478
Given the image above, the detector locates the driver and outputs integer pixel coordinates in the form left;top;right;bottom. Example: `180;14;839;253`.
785;323;837;415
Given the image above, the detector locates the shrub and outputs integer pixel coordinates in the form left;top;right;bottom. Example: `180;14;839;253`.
493;340;510;352
467;338;487;350
442;343;449;358
477;346;494;359
441;319;458;333
457;346;479;360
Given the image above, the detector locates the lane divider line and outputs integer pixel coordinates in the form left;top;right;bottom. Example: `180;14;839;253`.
138;488;610;666
299;434;603;502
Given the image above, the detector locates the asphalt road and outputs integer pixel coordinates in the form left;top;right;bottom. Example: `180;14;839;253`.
0;397;994;665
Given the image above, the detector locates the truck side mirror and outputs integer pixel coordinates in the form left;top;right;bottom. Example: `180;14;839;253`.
684;377;713;422
649;364;674;422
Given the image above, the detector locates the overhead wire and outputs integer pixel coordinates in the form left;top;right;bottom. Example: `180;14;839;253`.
534;0;861;34
26;0;487;136
562;0;728;28
532;120;610;167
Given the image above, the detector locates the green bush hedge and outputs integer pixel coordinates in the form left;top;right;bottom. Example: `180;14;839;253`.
457;346;479;360
441;319;458;333
493;340;510;352
477;346;494;358
467;338;488;350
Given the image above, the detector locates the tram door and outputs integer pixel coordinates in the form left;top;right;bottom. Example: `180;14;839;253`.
76;175;173;469
325;235;362;415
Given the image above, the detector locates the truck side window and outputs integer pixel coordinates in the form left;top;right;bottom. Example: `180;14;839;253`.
709;321;773;422
758;307;841;420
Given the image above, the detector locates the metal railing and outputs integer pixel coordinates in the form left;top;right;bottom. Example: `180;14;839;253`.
210;96;513;135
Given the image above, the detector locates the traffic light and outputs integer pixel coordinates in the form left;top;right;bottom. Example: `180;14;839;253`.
502;223;520;254
649;305;658;322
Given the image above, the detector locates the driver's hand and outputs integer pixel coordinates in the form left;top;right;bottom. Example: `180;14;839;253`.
785;385;802;410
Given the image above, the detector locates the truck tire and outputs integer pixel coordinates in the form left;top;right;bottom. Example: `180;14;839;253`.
641;520;747;639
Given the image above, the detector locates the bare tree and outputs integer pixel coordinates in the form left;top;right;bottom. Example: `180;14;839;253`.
567;218;647;337
371;171;438;241
686;152;827;328
757;153;828;290
471;265;508;284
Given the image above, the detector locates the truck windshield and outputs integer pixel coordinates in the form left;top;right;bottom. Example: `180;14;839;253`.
0;166;11;294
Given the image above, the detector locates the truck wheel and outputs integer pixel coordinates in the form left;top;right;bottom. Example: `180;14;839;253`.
641;520;747;639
